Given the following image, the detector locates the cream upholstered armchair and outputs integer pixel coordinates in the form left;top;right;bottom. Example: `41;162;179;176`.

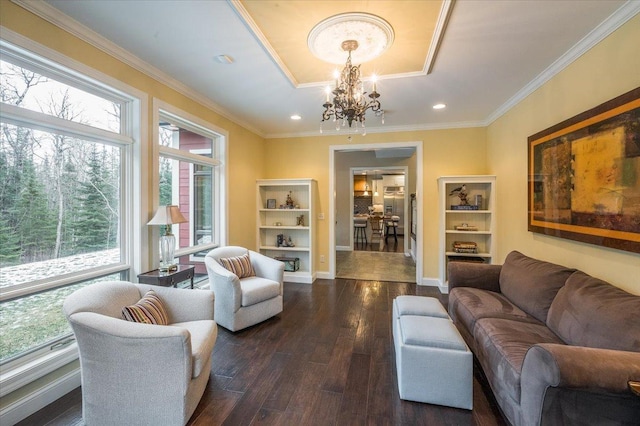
63;281;217;426
205;246;284;332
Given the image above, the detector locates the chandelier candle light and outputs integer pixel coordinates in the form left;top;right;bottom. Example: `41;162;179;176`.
148;205;187;272
321;40;382;134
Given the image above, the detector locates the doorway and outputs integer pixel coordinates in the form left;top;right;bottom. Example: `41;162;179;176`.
351;166;407;250
329;142;423;284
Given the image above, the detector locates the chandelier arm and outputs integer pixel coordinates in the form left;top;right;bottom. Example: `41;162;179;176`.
320;42;383;129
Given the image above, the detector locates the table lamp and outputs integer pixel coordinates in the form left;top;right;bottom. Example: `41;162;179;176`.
148;205;187;271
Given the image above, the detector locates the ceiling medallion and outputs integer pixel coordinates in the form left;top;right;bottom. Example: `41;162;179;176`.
308;13;394;65
309;13;393;134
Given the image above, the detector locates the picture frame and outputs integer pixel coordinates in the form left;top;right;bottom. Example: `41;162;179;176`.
266;199;276;209
527;87;640;254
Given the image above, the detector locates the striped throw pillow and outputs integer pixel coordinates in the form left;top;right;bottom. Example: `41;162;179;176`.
122;290;169;325
219;253;255;278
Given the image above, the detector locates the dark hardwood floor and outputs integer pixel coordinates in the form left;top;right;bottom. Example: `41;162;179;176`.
18;279;507;426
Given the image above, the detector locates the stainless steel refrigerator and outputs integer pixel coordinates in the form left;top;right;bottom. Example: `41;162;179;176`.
383;186;405;235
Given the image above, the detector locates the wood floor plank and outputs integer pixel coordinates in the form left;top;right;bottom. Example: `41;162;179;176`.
220;352;291;425
353;305;375;354
321;335;355;393
337;353;371;421
367;361;396;422
300;390;342;426
189;389;242;426
284;361;328;414
261;352;310;412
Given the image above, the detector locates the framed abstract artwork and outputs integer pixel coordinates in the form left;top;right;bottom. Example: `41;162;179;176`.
528;87;640;253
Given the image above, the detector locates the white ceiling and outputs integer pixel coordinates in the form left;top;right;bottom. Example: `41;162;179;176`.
38;0;637;138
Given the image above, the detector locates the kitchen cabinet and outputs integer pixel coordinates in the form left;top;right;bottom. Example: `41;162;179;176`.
438;176;496;288
354;175;367;191
257;179;316;283
382;174;405;188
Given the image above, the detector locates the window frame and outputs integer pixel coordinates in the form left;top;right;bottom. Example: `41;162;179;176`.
0;30;146;393
152;99;227;263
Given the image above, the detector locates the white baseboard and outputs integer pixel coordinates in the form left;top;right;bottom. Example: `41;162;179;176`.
420;277;439;287
316;271;333;280
283;271;314;284
0;368;81;426
336;245;350;251
419;277;448;294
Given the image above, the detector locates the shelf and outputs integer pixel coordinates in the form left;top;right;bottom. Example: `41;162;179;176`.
446;251;492;258
260;245;310;252
445;230;491;234
445;210;492;214
259;208;309;212
260;226;310;230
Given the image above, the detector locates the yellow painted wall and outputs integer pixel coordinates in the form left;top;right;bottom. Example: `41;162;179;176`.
1;2;266;253
265;127;487;280
487;13;640;294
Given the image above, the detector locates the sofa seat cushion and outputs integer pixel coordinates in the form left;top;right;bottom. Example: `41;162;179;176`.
172;320;217;378
239;276;280;307
499;251;575;323
474;318;565;404
449;287;540;335
547;271;640;351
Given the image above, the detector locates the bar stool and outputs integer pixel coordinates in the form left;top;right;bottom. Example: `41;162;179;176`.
385;216;399;243
354;220;368;244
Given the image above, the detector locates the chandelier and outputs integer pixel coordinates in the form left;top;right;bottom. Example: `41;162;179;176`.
321;40;383;134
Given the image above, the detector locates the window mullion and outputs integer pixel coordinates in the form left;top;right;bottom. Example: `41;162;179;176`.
0;264;130;303
1;103;133;147
159;145;221;166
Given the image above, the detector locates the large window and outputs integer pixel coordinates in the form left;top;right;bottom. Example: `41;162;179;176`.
156;104;225;266
0;40;137;374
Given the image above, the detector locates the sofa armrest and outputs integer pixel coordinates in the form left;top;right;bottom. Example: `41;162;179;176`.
135;284;214;323
447;261;502;292
250;250;284;290
205;256;242;311
69;312;193;381
521;343;640;426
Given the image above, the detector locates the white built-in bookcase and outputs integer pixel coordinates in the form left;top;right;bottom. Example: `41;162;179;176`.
438;176;496;288
257;179;316;283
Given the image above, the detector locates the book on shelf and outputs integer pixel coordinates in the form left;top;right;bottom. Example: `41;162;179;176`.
447;255;486;263
451;205;479;210
453;241;478;253
454;248;479;253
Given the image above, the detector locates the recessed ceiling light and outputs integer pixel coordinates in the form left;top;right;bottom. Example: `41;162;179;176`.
433;103;446;110
214;54;234;64
290;115;302;120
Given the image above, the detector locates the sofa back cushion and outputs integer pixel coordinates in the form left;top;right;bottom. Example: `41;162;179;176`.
499;251;575;323
547;271;640;351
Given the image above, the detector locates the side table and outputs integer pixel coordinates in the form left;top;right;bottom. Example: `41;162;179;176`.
138;265;195;289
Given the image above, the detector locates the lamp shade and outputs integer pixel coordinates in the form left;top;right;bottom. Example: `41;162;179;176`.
148;205;187;226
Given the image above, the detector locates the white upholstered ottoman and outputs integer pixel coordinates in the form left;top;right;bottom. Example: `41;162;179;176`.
392;296;473;410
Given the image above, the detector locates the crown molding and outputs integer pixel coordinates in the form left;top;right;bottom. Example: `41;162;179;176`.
425;0;455;74
265;119;485;139
228;0;299;87
484;0;640;126
12;0;266;138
